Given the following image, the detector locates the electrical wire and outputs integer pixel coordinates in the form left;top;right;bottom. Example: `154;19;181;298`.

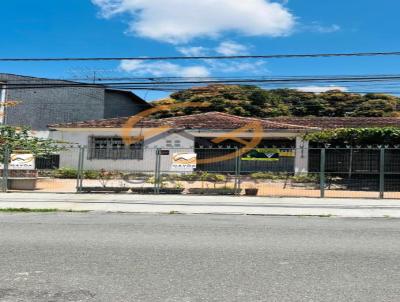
1;51;400;62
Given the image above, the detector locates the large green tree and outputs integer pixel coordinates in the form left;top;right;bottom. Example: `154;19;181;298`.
152;85;400;118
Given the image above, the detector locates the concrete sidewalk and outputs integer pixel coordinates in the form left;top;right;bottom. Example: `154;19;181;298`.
0;193;400;217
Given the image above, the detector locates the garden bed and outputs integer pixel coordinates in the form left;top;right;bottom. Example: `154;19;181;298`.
81;187;130;193
130;187;184;195
188;188;240;195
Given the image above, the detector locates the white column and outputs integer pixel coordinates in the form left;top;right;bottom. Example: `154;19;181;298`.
0;84;6;125
295;137;309;174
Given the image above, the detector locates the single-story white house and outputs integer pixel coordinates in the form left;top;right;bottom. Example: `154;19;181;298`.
48;112;400;173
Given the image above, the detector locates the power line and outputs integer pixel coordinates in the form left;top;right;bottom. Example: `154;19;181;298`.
2;51;400;62
3;74;400;96
4;85;400;96
6;74;400;85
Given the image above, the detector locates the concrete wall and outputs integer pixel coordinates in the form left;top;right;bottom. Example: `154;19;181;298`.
1;74;105;130
104;90;149;118
0;74;149;130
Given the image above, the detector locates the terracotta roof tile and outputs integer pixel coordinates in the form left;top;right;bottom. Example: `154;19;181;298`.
267;116;400;129
48;112;400;131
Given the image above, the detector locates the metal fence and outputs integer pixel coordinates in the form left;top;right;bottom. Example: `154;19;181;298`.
2;146;400;199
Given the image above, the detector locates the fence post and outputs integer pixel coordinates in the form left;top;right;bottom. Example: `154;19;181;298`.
320;148;326;198
2;147;10;193
379;148;385;199
154;148;161;194
76;146;85;193
80;147;85;191
234;148;241;195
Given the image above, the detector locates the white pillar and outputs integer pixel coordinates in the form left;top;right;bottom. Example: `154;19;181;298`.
295;137;309;174
0;84;6;125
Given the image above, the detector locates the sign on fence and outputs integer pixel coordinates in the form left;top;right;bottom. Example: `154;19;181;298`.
242;148;280;161
0;154;35;170
242;148;296;161
171;153;197;169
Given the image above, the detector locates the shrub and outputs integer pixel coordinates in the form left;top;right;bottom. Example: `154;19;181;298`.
164;172;228;182
250;172;319;183
53;168;107;179
53;167;77;179
177;173;201;181
83;170;101;179
290;174;319;183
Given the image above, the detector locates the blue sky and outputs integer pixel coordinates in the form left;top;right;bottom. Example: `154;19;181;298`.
1;0;400;100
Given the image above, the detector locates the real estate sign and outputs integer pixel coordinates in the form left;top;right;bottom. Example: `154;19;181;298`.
242;148;295;161
0;154;35;170
171;153;197;169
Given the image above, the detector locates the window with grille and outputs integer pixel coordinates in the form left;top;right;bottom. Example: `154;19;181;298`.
166;139;181;148
88;136;144;160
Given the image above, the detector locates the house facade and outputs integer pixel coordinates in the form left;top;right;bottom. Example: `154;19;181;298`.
0;73;151;134
45;112;313;173
48;112;400;174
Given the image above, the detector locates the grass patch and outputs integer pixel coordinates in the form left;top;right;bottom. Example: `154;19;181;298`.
0;208;90;213
295;214;333;218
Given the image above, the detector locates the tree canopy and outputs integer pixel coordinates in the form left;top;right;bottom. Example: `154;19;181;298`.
0;126;64;158
304;127;400;147
152;85;400;118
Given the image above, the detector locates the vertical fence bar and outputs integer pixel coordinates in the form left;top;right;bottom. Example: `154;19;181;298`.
236;149;242;195
76;146;83;193
379;148;385;199
320;148;326;198
1;149;4;192
234;148;239;194
79;147;85;191
157;148;162;194
154;148;161;194
2;147;10;193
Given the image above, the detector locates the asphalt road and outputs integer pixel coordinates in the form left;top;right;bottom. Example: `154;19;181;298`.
0;213;400;302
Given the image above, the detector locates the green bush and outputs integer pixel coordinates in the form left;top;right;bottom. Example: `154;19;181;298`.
207;173;227;183
53;168;105;179
163;172;228;182
177;173;201;181
84;170;101;179
290;174;319;183
53;167;77;179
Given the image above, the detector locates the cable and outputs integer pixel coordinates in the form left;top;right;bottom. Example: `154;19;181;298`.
2;51;400;61
5;75;400;87
3;74;400;97
7;73;400;82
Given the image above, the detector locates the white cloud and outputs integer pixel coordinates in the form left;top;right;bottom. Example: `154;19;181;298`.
119;60;211;77
176;46;209;57
296;86;348;93
216;41;249;56
119;58;268;77
92;0;296;43
177;41;249;57
307;22;341;33
206;60;268;74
